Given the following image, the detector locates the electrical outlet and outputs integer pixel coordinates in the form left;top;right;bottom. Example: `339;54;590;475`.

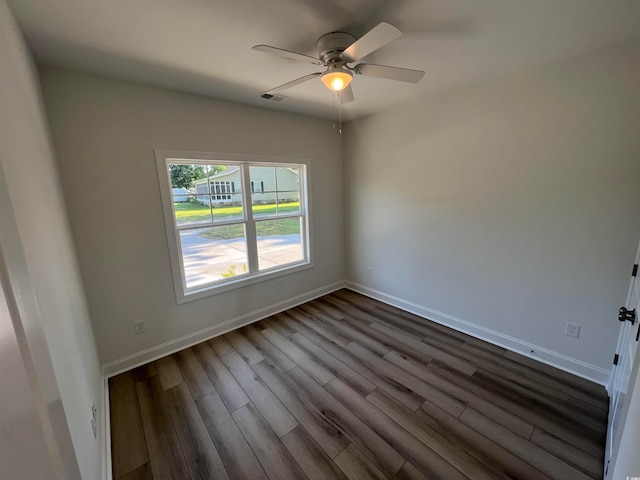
277;279;284;290
367;267;373;277
565;322;581;338
134;320;146;334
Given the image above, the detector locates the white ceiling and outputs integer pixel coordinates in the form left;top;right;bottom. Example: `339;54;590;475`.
8;0;640;120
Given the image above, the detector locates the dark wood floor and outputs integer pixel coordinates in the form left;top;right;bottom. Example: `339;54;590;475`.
109;289;609;480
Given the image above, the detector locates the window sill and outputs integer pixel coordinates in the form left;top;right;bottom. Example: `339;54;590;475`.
175;261;314;304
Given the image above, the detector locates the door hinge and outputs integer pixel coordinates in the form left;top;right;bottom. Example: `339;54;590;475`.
633;264;638;277
613;354;619;365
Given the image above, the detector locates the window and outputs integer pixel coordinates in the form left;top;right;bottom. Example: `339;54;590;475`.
250;181;264;193
210;181;235;201
156;150;311;303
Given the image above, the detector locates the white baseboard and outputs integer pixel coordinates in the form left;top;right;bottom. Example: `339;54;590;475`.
346;281;611;386
102;281;345;378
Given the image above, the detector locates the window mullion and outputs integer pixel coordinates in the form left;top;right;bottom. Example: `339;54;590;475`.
242;164;259;273
205;165;213;222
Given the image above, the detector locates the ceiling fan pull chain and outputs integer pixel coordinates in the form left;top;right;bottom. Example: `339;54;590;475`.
332;92;336;130
338;91;342;134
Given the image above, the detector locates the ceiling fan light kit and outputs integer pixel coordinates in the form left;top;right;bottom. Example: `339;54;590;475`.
253;22;425;104
320;64;353;91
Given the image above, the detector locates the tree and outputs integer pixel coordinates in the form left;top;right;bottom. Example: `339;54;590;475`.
209;165;227;176
169;164;228;189
170;165;205;189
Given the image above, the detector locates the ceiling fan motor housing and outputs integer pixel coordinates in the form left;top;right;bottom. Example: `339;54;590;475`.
316;32;356;65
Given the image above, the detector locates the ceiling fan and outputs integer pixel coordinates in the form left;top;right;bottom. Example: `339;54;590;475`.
253;22;425;104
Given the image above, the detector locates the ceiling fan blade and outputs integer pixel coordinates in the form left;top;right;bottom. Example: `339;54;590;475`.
340;22;402;63
339;85;355;104
265;73;322;95
252;45;323;65
355;63;425;83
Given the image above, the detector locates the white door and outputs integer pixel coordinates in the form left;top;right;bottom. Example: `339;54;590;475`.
605;242;640;477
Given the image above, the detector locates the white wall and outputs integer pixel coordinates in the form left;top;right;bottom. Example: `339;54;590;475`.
344;38;640;381
0;1;102;478
39;68;344;367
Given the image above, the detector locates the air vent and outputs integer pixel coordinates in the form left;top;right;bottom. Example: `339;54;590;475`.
260;93;286;101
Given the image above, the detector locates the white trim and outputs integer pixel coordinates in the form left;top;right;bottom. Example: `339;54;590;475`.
177;262;314;304
103;280;345;377
156;149;308;165
155;149;312;305
102;376;112;480
346;281;611;385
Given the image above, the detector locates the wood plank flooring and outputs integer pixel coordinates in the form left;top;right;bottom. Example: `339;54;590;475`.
109;289;609;480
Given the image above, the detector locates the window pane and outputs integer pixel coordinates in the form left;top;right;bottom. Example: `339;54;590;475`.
212;193;244;222
276;166;300;189
173;195;211;226
276;191;301;216
251;165;303;218
256;218;303;271
250;166;276;218
169;161;211;225
206;164;244;223
180;226;248;289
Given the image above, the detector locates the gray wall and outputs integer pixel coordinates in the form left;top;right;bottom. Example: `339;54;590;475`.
344;38;640;380
0;1;102;478
40;68;344;366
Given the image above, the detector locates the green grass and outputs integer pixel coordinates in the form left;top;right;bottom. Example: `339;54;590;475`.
256;218;300;237
173;201;210;222
198;224;244;240
173;201;301;240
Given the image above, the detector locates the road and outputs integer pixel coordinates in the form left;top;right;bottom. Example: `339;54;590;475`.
179;230;302;287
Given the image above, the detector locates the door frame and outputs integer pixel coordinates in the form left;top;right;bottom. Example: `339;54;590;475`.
605;238;640;477
0;162;81;478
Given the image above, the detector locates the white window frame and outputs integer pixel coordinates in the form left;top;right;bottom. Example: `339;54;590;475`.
155;149;313;304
